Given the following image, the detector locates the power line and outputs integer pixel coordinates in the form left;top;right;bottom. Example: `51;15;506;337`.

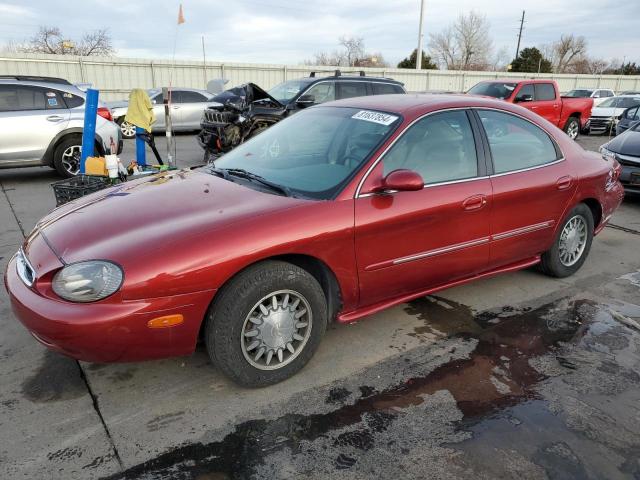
515;10;525;59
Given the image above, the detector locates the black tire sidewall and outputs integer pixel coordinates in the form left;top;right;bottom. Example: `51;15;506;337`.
542;204;594;278
53;135;82;178
205;261;328;387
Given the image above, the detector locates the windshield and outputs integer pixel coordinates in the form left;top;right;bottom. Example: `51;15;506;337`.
564;89;593;98
598;97;619;108
268;80;308;103
210;106;401;199
467;82;517;100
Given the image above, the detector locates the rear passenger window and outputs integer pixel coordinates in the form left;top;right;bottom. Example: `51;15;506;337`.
372;83;401;95
338;82;368;99
62;93;85;108
478;110;560;174
535;83;556;101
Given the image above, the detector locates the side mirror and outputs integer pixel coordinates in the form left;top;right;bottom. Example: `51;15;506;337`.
378;169;424;192
515;93;533;103
296;94;316;107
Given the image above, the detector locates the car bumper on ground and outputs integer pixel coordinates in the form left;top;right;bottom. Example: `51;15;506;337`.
4;254;215;363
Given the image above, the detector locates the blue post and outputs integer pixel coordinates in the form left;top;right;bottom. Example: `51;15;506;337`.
80;88;99;174
135;127;146;167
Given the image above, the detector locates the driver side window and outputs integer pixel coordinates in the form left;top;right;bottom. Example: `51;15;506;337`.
382;110;479;185
304;82;335;105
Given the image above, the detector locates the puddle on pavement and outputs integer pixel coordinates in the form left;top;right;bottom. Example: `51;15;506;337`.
106;295;640;479
21;350;86;403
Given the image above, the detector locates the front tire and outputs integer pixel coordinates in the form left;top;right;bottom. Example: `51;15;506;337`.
205;261;328;387
541;204;594;278
563;117;580;140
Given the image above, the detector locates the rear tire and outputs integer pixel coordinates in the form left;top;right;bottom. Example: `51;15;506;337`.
118;119;137;139
541;204;594;278
563;117;580;140
205;260;328;387
53;135;83;177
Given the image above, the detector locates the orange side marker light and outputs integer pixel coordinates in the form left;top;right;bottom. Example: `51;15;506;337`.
147;314;184;329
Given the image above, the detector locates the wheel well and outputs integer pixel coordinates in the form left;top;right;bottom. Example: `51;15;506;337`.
197;255;343;342
44;132;104;165
581;198;602;230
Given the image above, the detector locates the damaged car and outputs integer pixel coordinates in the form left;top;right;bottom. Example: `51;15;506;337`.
197;71;405;161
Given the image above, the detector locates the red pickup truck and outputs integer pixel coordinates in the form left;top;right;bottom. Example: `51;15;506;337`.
467;79;593;140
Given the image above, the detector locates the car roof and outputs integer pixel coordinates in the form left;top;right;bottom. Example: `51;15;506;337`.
0;75;72;85
319;93;530;118
295;74;403;86
0;79;86;95
477;79;556;84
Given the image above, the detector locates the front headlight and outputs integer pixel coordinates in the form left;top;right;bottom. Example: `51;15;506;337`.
599;146;616;162
52;261;123;303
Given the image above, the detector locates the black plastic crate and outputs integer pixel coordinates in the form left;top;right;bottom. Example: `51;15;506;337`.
51;175;110;206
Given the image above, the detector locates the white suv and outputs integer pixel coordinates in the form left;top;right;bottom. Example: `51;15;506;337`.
0;76;121;177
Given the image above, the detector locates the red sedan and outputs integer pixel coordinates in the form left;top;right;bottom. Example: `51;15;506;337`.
5;94;624;387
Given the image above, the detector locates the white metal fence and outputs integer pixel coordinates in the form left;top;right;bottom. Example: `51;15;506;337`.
2;53;640;102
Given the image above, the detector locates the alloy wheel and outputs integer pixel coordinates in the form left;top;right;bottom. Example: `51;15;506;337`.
61;145;81;176
558;215;587;266
241;289;312;370
566;121;579;140
120;120;137;138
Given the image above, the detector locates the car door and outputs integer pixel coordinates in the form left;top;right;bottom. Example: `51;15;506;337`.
172;90;210;130
475;109;576;269
354;109;492;306
0;84;70;164
337;81;369;100
532;83;561;126
151;92;166;130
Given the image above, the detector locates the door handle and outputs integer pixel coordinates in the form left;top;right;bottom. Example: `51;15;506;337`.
556;176;573;190
462;194;487;211
46;115;64;122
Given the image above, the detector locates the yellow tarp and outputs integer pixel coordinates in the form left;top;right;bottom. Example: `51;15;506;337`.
124;88;155;132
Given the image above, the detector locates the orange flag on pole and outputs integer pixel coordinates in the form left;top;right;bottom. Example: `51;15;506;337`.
177;4;185;24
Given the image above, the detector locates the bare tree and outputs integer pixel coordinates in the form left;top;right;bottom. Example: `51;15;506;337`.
428;11;493;70
305;36;383;67
550;34;587;73
338;36;365;67
16;26;114;56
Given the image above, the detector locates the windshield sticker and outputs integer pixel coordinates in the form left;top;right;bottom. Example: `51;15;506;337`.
47;98;58;106
46;92;56;97
352;110;398;125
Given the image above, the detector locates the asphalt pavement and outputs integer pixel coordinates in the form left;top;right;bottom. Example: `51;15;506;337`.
1;133;640;479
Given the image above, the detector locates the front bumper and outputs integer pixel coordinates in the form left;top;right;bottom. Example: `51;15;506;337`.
619;158;640;194
5;254;215;362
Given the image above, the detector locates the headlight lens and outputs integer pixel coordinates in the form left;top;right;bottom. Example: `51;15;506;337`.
599;146;616;162
52;261;123;302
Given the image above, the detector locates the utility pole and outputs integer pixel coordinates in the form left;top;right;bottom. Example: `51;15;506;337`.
416;0;425;69
515;10;525;60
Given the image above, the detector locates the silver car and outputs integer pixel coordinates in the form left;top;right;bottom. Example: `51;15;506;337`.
108;88;222;138
0;77;121;177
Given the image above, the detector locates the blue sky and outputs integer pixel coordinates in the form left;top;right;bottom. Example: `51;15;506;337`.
1;0;638;66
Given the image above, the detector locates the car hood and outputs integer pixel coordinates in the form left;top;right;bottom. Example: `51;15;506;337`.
35;168;309;265
606;130;640;157
212;83;284;109
591;107;624;117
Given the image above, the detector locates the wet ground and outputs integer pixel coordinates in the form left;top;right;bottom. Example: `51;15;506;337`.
1;134;640;479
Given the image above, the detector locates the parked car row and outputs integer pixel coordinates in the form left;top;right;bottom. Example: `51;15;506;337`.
587;95;640;135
